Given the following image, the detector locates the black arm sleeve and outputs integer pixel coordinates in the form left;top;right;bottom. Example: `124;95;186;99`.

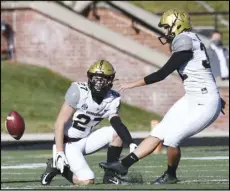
144;50;193;85
110;116;134;145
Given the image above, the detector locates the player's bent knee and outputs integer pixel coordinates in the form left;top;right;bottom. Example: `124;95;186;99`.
102;126;121;145
112;134;123;146
112;134;121;141
72;168;95;185
78;179;94;185
163;140;179;148
150;125;165;141
73;176;94;185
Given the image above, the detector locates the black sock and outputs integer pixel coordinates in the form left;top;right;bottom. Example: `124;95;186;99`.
62;165;74;184
107;145;123;163
105;146;123;177
121;152;139;168
166;165;177;177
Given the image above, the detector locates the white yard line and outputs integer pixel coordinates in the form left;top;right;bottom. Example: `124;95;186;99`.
1;185;78;189
3;153;229;159
1;154;52;159
2;171;227;179
179;179;229;183
1;179;229;189
1;163;46;169
2;163;227;170
2;155;229;170
180;164;229;167
132;169;228;172
180;169;228;172
1;172;39;175
182;156;229;160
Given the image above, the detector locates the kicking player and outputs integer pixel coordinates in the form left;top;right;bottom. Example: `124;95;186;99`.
40;60;137;185
99;9;226;184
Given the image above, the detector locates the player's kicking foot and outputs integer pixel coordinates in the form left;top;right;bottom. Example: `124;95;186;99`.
40;158;60;185
151;172;178;184
99;161;128;176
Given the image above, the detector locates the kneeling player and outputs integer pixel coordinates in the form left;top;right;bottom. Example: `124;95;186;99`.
40;60;137;185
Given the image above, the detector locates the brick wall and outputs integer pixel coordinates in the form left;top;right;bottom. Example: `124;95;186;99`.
1;32;8;54
1;8;228;131
87;8;172;56
1;10;13;54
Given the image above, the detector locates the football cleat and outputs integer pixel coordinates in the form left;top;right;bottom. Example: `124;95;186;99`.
99;161;128;176
151;172;178;184
102;169;129;185
103;169;116;184
104;174;123;185
102;168;143;185
40;158;60;185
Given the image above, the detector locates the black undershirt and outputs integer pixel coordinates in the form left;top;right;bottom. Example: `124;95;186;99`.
144;51;193;84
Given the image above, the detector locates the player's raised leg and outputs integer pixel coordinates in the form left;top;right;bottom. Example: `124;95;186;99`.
99;96;187;176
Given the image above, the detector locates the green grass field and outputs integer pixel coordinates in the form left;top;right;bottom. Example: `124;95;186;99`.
1;146;229;189
130;1;229;13
1;61;161;133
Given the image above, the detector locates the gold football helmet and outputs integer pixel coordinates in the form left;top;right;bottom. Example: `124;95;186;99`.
158;9;192;44
87;60;115;98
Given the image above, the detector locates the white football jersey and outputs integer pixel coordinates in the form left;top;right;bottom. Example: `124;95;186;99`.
171;32;219;95
64;82;120;138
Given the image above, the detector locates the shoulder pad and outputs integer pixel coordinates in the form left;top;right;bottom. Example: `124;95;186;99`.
65;82;81;109
72;81;90;99
172;33;193;52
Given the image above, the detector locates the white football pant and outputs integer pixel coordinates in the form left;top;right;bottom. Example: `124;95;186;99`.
53;126;117;180
151;93;221;147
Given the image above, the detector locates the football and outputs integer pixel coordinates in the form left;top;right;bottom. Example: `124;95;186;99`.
5;111;25;140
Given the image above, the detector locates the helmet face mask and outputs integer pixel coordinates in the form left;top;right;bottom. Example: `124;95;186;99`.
91;75;109;92
87;60;115;102
158;9;191;45
158;24;174;44
88;73;113;94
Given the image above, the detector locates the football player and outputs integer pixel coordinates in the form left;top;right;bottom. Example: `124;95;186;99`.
99;9;226;184
40;60;137;185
